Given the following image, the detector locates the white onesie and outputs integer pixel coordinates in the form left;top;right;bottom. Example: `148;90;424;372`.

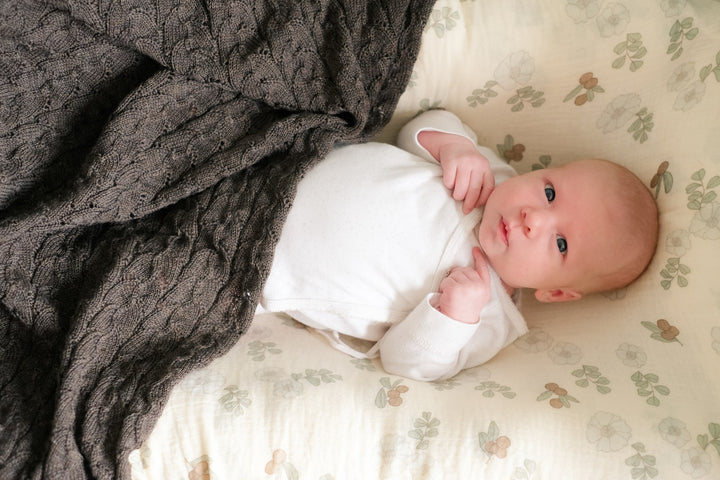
261;110;527;381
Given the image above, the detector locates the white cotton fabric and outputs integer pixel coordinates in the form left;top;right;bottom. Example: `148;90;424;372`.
261;110;527;380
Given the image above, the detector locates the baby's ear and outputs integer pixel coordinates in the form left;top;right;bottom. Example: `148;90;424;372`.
534;288;582;303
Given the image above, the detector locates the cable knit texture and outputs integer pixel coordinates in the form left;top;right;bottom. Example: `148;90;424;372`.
0;1;433;478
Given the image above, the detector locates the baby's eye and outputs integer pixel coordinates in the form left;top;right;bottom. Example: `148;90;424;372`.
556;235;568;255
544;184;556;202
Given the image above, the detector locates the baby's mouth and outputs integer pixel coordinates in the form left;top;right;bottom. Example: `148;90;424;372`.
499;218;509;245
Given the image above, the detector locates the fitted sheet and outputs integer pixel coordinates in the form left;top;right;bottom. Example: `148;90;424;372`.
131;1;720;478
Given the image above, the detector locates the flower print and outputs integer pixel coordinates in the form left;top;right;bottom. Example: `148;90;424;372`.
387;384;409;407
566;0;602;23
478;422;512;461
273;378;303;399
548;342;583;365
376;378;409;408
659;0;687;17
188;456;212;480
566;72;604;106
689;202;720;239
597;94;641;133
514;327;553;353
494;51;535;90
674;81;706;111
539;383;580;408
656;319;681;341
596;3;631;37
680;447;711;478
658;417;691;447
668;63;695;92
587;412;632;452
665;230;692;256
616;343;647;367
484;436;511;458
264;449;289;475
711;327;720;355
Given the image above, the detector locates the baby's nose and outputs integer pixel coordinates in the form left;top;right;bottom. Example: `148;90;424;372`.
521;208;547;237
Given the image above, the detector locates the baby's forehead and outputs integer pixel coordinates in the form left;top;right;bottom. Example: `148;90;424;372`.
559;159;624;178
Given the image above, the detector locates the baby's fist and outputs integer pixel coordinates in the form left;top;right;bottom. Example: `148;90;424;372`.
435;248;491;324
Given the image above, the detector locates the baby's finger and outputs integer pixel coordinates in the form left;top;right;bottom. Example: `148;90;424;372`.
452;267;479;282
477;171;495;206
442;164;457;190
452;169;470;202
463;172;482;214
472;247;489;277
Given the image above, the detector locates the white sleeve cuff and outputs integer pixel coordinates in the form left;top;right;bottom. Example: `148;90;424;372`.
396;110;479;162
376;293;480;381
402;293;480;357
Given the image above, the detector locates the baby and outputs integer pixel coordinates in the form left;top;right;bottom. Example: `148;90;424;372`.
261;109;658;381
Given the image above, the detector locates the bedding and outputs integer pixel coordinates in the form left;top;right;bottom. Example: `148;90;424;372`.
131;0;720;479
0;1;434;479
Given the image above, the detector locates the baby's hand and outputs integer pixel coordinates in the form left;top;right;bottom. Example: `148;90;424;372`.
435;248;491;324
418;131;494;214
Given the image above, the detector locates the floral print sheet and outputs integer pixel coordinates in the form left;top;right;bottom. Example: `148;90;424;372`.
130;1;720;478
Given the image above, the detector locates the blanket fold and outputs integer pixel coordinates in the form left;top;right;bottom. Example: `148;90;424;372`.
0;1;434;478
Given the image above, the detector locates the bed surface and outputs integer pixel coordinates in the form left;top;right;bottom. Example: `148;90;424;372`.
131;1;720;478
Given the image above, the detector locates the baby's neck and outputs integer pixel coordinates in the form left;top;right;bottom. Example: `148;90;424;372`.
502;282;515;297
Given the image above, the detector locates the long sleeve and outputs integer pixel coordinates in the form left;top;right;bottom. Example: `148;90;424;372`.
396;109;479;161
376;293;479;381
396;109;517;184
375;264;526;382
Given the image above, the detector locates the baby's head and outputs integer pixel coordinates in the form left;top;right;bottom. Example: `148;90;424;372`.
477;158;658;302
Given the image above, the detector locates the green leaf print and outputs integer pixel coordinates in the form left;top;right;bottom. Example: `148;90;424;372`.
475;381;517;399
613;33;647;72
408;411;440;450
627;107;653;143
416;98;442;116
572;365;611;394
425;7;461;38
631;371;670;407
698;422;720;457
531;155;552;171
467;80;499;107
218;385;251;416
699;50;720;83
668;17;699;61
624;443;658;479
291;368;342;386
432;377;462;391
507;86;545;112
350;358;377;371
247;340;282;361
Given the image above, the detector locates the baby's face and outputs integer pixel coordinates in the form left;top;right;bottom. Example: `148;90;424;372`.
477;161;627;300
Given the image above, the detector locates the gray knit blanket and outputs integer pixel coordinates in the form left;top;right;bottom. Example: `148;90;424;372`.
0;1;433;478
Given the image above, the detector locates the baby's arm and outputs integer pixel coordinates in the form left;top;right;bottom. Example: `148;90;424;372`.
377;249;493;381
417;131;494;214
